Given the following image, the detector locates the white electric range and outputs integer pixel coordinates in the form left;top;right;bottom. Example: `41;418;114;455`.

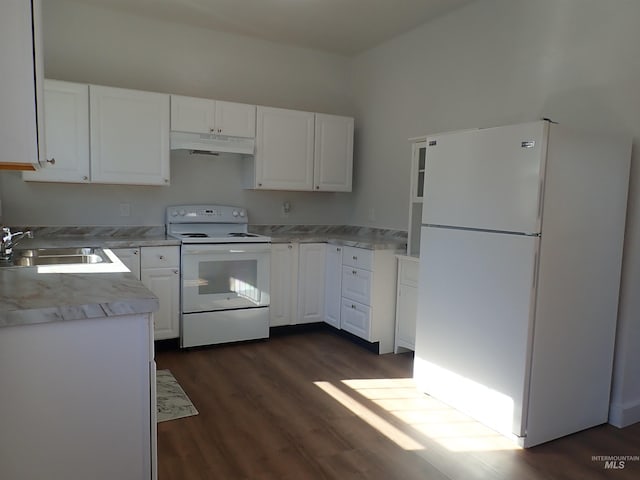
167;205;271;348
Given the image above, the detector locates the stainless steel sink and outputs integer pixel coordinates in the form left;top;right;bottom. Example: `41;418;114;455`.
6;247;113;267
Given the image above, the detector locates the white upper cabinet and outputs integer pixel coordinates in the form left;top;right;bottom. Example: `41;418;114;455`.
171;95;256;138
0;0;44;170
314;114;353;192
90;85;170;185
249;107;354;192
23;80;90;183
254;106;315;190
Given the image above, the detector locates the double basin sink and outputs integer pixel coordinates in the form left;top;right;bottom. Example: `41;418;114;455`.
2;247;113;267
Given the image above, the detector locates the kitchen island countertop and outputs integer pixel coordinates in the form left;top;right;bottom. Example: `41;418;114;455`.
0;266;159;328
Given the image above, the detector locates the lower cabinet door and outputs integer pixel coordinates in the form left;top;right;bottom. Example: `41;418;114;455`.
340;298;371;340
141;267;180;340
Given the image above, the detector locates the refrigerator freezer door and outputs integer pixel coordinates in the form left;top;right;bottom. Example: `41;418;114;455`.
414;226;539;438
422;121;547;234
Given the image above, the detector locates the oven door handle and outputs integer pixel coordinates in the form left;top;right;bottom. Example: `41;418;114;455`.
182;244;271;256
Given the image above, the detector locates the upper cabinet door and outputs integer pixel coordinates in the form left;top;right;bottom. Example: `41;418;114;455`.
422;121;548;234
215;100;256;138
23;80;90;183
0;0;42;170
90;85;170;186
255;106;314;190
171;95;256;138
170;95;215;134
313;114;353;192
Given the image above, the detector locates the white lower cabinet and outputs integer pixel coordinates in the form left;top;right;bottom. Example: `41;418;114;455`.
112;246;180;340
339;246;397;354
269;242;326;326
341;298;371;339
395;256;419;352
297;243;326;324
269;243;299;327
323;245;343;328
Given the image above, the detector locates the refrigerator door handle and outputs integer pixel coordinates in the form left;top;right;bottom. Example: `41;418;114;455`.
536;179;544;224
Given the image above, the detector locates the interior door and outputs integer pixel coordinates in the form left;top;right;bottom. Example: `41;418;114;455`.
422;121;548;234
414;226;539;438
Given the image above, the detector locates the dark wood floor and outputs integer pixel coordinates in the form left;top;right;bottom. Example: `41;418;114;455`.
156;328;640;480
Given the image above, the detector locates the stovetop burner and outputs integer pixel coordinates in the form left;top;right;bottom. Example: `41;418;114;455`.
183;233;209;238
166;205;270;244
227;232;259;238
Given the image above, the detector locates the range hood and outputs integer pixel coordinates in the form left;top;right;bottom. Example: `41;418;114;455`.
170;131;255;155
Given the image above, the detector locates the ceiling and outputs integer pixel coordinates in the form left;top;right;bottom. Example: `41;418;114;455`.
65;0;475;56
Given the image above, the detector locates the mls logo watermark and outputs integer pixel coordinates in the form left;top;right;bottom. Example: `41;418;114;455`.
592;455;639;470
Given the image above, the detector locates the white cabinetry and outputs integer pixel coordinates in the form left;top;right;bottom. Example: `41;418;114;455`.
297;243;326;324
314;114;353;192
269;242;326;326
171;95;256;138
112;246;180;340
0;313;156;480
90;85;170;185
395;255;419;352
339;246;397;354
269;243;299;327
24;82;171;185
407;139;426;256
23;80;90;182
253;106;315;190
247;107;354;192
0;0;44;170
324;245;343;328
112;247;141;279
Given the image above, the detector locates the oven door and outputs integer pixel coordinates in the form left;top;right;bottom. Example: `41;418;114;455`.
182;243;270;313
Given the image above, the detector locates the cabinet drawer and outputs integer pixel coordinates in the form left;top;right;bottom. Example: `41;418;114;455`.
398;258;419;287
141;246;179;268
341;298;371;340
341;265;372;306
342;246;373;271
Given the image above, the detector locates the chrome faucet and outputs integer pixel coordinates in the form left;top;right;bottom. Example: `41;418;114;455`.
1;227;33;260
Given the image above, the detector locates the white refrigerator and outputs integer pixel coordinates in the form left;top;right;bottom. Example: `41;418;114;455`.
414;120;631;447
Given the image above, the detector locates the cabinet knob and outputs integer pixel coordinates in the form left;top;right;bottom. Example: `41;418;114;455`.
336;247;341;252
46;157;55;165
351;304;356;309
258;183;262;187
133;250;138;255
288;244;292;249
210;128;215;133
352;270;357;275
164;179;169;183
82;176;88;181
353;256;357;260
159;255;165;260
316;186;320;190
173;269;179;274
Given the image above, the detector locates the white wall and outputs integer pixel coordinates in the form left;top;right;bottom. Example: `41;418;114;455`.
350;0;640;427
0;0;354;226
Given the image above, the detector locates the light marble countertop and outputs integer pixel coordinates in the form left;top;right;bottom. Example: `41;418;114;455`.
0;267;158;328
0;224;406;329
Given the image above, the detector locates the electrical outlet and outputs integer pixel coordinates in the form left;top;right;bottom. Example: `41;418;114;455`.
119;203;131;217
282;201;291;218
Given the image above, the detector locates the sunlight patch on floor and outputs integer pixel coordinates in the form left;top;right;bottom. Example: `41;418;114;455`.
313;381;424;451
328;378;522;452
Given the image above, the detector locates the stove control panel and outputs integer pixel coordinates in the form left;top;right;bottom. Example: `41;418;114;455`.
167;205;248;224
